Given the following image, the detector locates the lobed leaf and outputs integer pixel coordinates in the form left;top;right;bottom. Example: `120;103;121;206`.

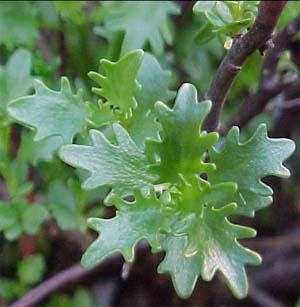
88;50;143;116
100;1;180;55
82;189;168;268
209;124;295;198
59;124;157;197
8;77;87;143
146;83;218;183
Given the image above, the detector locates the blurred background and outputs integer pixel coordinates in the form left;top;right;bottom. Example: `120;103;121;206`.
0;1;299;307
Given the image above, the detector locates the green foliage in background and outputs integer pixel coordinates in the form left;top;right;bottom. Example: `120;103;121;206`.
0;0;298;305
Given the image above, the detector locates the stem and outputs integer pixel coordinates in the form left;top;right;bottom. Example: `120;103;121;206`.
203;1;288;132
229;16;300;128
10;256;123;307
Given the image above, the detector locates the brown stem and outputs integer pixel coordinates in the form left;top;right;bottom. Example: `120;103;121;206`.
203;1;288;132
229;16;300;128
10;255;123;307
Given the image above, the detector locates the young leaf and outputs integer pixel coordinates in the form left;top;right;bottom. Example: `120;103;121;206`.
86;101;117;129
146;83;218;183
123;52;174;148
59;124;157;197
8;77;87;143
88;50;144;116
100;1;180;55
82;189;168;268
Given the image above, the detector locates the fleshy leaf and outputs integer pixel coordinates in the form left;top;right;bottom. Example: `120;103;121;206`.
82;189;168;268
209;124;295;197
100;1;180;55
146;83;218;183
88;50;143;116
59;124;157;197
0;49;33;122
157;177;261;299
159;209;260;299
158;236;200;298
124;53;174;148
191;204;260;298
125;109;160;150
136;53;175;112
8;77;87;143
86;101;117;129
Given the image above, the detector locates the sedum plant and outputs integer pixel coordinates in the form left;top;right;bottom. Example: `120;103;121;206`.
8;49;295;299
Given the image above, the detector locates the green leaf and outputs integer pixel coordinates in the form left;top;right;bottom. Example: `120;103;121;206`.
157;176;260;299
22;205;49;235
82;189;168;268
8;77;87;143
48;180;78;231
17;254;45;285
124;52;174;148
0;203;17;231
88;50;144;116
146;83;218;183
100;1;180;54
193;1;258;42
55;1;86;24
193;1;216;13
0;2;38;48
86;101;117;129
209;124;295;197
18;131;63;165
59;124;157;197
189;204;260;298
124;109;160;150
136;53;174;112
44;287;94;307
158;236;200;298
0;279;27;300
0;201;48;240
194;21;216;45
0;49;33;122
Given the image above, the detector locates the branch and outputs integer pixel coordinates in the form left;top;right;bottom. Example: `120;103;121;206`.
229;16;300;128
10;255;123;307
203;1;288;132
11;241;150;307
